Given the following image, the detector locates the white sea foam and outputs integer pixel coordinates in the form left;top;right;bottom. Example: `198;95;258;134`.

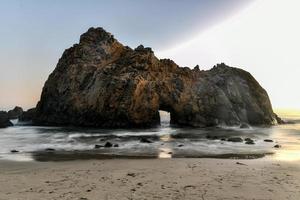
0;114;299;161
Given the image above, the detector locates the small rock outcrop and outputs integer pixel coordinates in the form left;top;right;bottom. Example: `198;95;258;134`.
8;106;23;119
104;142;113;148
140;138;153;143
0;111;13;128
34;27;281;128
245;138;255;145
264;139;273;142
227;137;243;142
274;144;281;148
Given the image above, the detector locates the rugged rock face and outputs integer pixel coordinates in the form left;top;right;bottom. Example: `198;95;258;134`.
8;106;23;119
19;108;36;122
0;111;13;128
35;27;279;128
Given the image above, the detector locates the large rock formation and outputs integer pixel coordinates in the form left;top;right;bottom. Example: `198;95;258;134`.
35;27;279;128
0;111;13;128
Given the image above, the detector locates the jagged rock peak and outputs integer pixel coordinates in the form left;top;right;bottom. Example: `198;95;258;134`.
135;45;153;53
79;27;116;45
194;65;200;71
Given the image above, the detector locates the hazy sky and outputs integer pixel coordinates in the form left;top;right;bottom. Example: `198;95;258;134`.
157;0;300;110
0;0;299;111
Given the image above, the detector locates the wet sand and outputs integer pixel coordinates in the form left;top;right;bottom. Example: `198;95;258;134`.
0;158;300;200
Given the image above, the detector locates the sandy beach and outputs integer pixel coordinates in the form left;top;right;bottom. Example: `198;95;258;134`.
0;158;300;200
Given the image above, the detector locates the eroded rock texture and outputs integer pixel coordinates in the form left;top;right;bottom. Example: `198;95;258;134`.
35;27;279;128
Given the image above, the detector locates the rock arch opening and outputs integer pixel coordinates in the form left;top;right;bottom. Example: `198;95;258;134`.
158;100;175;127
159;110;170;127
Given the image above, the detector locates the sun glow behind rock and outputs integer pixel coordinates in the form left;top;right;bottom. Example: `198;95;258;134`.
273;126;300;161
157;0;300;110
275;109;300;120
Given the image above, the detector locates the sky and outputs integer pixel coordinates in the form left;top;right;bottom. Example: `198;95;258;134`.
157;0;300;111
0;0;299;111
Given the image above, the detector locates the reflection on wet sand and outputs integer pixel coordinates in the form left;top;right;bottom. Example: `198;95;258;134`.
275;149;300;161
158;133;173;158
158;147;172;158
270;123;300;161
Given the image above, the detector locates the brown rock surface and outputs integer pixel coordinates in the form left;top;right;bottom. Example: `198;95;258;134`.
34;27;279;128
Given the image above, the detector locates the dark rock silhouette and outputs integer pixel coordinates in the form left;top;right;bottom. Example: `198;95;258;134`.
104;142;113;148
227;137;243;142
34;27;281;128
140;138;153;143
0;111;13;128
245;138;255;145
45;148;55;152
19;108;36;122
264;139;273;142
8;106;23;119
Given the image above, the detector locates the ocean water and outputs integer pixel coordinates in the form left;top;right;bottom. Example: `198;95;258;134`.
0;111;299;162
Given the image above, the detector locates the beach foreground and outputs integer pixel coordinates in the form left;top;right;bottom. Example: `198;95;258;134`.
0;158;299;200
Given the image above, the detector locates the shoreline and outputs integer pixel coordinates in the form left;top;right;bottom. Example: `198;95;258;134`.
1;157;300;200
1;149;274;162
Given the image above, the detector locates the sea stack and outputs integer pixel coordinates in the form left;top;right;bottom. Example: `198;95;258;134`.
35;27;280;128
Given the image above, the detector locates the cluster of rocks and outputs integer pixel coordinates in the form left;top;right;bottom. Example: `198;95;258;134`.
206;135;281;148
34;27;283;128
0;106;36;128
93;137;156;149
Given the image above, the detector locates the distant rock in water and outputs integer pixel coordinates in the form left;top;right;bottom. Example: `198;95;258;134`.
0;111;13;128
245;138;255;145
104;142;113;148
264;139;273;142
8;106;23;119
140;138;153;143
227;137;243;143
34;27;281;128
274;144;281;148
